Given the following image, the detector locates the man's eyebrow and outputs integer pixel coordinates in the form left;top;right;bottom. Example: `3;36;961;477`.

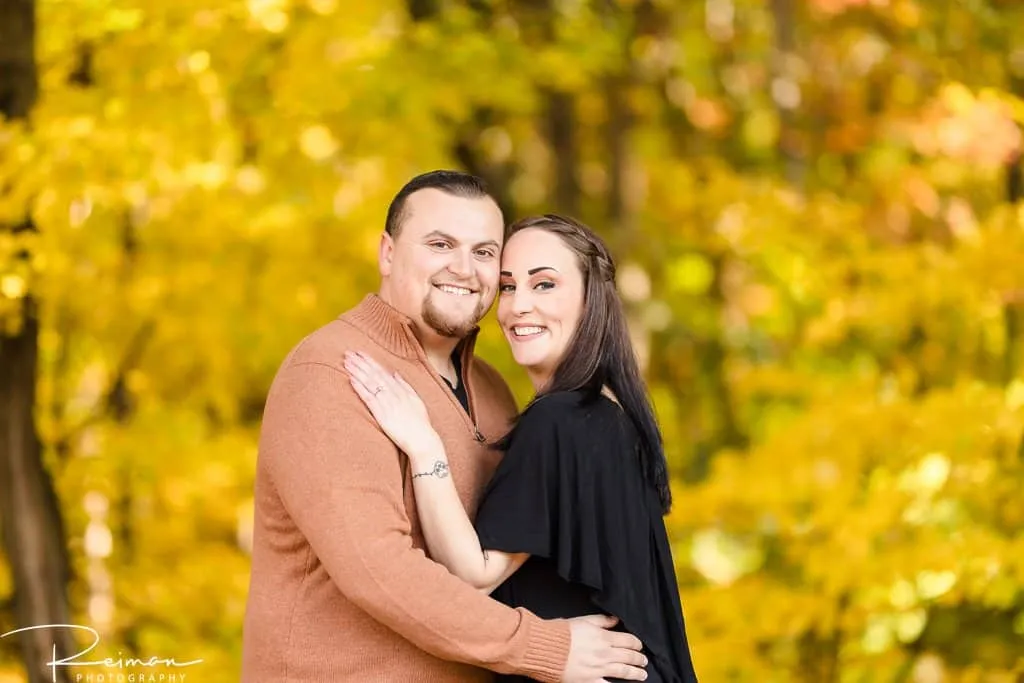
423;231;500;250
500;266;558;277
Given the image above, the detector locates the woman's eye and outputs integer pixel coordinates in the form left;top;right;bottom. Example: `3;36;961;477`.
535;281;555;291
499;283;515;293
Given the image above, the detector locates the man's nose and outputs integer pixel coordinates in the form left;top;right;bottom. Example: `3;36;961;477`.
447;249;473;278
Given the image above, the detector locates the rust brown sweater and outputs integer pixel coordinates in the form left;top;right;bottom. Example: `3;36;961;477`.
241;294;572;682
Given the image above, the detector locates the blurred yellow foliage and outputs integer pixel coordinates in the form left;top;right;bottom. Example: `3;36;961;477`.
2;0;1024;682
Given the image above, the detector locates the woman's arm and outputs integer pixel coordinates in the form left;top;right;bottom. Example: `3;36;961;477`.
407;436;528;590
344;351;528;591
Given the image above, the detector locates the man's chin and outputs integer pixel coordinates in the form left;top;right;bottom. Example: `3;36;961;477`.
423;306;483;339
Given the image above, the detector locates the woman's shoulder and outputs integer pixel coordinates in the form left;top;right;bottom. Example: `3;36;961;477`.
517;390;624;435
522;390;586;418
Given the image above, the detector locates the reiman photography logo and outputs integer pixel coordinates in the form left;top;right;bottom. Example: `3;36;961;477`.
1;624;203;683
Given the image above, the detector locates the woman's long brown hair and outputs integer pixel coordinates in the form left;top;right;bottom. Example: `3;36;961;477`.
506;214;672;513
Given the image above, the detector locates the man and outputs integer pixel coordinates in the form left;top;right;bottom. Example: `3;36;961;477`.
241;170;648;682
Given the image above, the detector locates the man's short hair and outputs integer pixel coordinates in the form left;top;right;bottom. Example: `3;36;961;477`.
384;170;495;237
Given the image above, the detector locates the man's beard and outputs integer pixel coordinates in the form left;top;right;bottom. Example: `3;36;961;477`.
422;290;487;339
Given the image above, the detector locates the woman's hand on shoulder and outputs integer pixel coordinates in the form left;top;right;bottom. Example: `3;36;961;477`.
343;351;443;459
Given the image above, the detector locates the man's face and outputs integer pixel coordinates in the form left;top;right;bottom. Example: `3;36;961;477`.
380;188;504;340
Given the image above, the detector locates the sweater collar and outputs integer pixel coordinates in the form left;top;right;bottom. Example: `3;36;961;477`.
343;294;480;360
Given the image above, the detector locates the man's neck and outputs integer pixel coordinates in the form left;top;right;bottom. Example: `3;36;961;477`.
421;339;460;383
377;288;460;381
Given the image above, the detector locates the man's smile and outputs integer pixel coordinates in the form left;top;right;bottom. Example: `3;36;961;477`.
434;283;477;296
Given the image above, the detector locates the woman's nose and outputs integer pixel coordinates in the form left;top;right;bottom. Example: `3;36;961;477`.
511;287;533;314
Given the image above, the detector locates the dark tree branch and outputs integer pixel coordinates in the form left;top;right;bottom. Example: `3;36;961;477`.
54;320;155;450
68;41;93;87
405;0;438;22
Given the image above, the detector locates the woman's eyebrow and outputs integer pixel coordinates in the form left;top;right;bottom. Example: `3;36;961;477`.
500;266;558;277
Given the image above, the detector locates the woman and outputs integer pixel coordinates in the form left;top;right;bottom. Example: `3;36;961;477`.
344;215;699;683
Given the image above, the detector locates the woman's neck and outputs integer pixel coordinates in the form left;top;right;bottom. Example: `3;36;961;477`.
600;385;620;405
527;368;549;393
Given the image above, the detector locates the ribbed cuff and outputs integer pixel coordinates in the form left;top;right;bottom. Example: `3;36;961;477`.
517;615;572;683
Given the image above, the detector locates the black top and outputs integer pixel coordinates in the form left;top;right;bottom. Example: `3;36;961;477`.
475;391;698;683
441;348;470;413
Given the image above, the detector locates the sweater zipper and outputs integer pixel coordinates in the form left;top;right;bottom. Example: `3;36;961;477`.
459;344;486;443
418;343;485;443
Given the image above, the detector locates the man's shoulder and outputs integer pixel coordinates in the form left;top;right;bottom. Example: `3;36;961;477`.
470;356;513;394
470;354;505;384
282;313;375;372
262;315;382;414
282;320;344;370
469;355;518;416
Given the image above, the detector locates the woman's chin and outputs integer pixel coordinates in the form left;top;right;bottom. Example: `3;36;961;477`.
509;343;549;367
510;353;536;369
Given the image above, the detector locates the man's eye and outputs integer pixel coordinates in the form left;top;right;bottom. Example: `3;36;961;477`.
429;241;451;249
475;249;496;259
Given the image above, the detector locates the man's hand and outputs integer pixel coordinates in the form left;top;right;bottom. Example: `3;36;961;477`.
562;614;647;682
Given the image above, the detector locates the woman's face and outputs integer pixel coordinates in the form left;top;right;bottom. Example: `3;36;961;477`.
497;228;585;389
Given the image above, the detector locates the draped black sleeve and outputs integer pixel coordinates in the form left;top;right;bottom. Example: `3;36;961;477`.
475;391;698;683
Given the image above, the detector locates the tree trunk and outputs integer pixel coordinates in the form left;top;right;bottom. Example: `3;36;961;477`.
407;0;517;219
0;1;76;681
1004;80;1023;384
547;88;579;216
605;72;631;234
770;0;803;185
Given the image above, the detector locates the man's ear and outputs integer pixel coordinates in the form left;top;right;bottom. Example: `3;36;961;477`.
378;232;394;277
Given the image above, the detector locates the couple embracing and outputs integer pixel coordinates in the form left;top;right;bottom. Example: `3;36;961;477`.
241;171;699;683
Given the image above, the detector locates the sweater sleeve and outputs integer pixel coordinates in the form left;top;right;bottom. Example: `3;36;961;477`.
259;360;570;680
